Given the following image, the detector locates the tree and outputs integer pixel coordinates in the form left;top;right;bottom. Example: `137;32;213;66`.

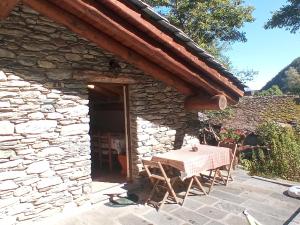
257;85;283;96
234;69;258;84
262;58;300;94
265;0;300;33
144;0;254;60
286;67;300;94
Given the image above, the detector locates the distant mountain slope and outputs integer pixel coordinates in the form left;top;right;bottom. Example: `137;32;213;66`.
262;57;300;93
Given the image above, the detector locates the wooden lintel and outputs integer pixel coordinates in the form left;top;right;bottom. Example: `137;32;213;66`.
184;94;227;111
23;0;194;96
98;85;123;96
92;86;120;97
73;71;137;84
0;0;19;20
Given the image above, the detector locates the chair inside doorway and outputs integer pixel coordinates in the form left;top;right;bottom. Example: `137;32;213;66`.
88;83;127;192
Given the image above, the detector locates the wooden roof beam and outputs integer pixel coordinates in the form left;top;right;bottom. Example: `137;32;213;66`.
0;0;19;20
23;0;194;96
49;0;229;99
102;0;244;97
185;94;227;111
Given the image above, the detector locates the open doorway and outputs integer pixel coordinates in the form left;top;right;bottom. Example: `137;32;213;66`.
88;83;129;192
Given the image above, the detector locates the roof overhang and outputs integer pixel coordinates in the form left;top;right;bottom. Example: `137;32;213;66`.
1;0;244;109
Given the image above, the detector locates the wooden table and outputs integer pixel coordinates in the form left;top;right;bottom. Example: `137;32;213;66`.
151;144;231;204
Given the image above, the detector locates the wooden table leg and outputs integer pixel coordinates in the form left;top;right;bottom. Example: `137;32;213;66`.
182;177;193;205
193;176;207;196
182;176;207;206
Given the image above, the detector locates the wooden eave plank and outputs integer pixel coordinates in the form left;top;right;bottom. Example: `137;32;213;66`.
103;0;244;97
0;0;19;20
23;0;195;96
50;0;223;97
49;0;238;103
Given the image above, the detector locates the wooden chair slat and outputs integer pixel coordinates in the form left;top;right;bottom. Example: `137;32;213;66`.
141;159;179;210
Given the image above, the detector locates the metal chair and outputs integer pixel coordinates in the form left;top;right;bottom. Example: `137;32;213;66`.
142;159;179;211
208;142;238;193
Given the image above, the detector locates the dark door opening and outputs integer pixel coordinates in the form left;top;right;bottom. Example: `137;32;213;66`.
88;83;128;192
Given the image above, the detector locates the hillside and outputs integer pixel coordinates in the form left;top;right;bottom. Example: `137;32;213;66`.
262;57;300;94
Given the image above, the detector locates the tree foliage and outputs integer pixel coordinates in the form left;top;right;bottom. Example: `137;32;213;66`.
265;0;300;33
234;69;258;84
257;85;283;96
286;67;300;94
144;0;254;56
262;57;300;94
242;122;300;181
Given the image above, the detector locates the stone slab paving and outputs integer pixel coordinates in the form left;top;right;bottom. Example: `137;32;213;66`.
35;169;300;225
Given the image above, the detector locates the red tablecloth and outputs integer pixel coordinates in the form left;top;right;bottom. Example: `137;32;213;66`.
151;144;231;179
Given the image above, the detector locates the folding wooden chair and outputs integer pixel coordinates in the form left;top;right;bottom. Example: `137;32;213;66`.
142;159;179;211
208;142;238;193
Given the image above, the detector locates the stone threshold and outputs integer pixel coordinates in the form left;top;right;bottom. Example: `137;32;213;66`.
90;182;128;204
31;183;131;225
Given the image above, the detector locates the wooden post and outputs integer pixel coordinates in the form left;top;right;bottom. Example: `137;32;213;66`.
123;85;132;181
0;0;19;20
184;94;227;111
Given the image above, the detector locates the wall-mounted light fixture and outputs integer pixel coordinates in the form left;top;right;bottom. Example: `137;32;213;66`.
109;59;121;73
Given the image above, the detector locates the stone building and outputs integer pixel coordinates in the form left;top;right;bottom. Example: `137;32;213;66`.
0;0;243;224
210;95;300;132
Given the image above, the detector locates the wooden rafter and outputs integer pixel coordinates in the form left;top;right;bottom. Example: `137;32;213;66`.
0;0;19;20
49;0;232;100
23;0;194;96
103;0;244;97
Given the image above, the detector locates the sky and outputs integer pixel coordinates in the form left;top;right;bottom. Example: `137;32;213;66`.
226;0;300;90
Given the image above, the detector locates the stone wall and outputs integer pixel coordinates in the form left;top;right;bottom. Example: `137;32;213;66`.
0;4;200;224
0;69;90;224
212;95;300;132
129;80;199;174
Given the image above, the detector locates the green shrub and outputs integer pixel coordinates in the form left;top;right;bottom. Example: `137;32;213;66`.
242;122;300;181
257;85;283;96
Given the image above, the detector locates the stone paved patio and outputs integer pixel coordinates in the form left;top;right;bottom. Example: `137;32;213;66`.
37;169;300;225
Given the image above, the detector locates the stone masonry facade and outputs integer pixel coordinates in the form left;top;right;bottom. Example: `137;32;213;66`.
0;5;200;224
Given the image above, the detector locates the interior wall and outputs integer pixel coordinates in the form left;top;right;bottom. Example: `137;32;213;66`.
92;110;125;133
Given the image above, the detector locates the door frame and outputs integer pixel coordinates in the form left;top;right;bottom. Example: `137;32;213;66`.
123;85;132;181
88;77;133;182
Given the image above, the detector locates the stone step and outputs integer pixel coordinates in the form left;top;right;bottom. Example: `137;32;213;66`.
90;183;129;204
